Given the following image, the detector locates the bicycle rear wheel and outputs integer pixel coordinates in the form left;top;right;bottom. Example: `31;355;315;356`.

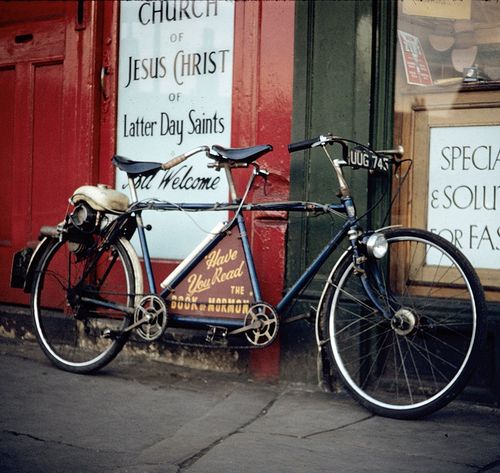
320;228;486;419
32;236;136;373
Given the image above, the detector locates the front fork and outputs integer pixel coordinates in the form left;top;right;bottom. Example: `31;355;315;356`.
348;227;394;321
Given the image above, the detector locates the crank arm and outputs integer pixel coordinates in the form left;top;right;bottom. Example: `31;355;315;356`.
101;315;150;339
229;321;261;336
229;318;275;336
121;315;150;333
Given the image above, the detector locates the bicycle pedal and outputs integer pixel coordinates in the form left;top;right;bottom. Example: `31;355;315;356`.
101;328;121;340
283;306;317;326
206;325;228;345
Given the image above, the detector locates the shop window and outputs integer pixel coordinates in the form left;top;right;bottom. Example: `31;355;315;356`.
396;0;500;87
394;0;500;300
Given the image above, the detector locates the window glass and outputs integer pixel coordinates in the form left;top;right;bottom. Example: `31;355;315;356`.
397;0;500;88
393;0;500;298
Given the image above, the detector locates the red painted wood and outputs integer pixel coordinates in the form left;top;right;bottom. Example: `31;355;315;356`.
0;1;66;25
0;1;102;303
0;68;15;248
1;1;295;381
98;1;120;186
232;1;295;379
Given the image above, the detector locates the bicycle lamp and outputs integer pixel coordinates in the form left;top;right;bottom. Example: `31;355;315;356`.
365;232;388;259
70;202;98;233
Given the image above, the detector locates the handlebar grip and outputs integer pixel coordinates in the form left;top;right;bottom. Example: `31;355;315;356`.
288;137;321;153
161;153;189;170
376;145;404;158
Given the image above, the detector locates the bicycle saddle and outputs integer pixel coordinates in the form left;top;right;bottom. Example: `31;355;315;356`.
112;155;162;177
211;144;273;164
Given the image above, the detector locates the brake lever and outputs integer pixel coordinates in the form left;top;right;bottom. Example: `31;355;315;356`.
252;164;270;195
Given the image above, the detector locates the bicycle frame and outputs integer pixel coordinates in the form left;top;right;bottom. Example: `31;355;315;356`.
64;135;401;345
120;159;358;330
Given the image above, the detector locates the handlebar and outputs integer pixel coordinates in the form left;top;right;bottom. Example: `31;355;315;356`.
287;137;324;153
161;145;210;170
288;133;405;163
160;137;404;174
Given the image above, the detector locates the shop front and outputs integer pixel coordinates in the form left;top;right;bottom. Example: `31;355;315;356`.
285;0;499;401
0;0;498;398
391;0;500;401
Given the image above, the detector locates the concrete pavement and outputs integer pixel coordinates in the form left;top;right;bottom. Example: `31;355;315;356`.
1;339;499;473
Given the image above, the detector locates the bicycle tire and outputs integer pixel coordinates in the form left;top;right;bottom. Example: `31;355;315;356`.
31;236;136;373
319;227;487;419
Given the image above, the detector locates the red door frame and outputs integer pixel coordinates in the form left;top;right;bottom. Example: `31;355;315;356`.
231;2;295;378
98;1;295;379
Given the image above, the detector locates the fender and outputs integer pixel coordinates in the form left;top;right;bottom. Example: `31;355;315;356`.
118;237;144;306
22;237;57;293
21;235;143;303
314;248;350;348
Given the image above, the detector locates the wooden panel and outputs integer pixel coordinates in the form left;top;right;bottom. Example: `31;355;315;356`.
0;1;66;26
288;1;373;292
0;67;15;246
0;19;65;65
396;90;500;300
30;62;65;243
231;1;295;378
0;11;69;303
0;1;102;304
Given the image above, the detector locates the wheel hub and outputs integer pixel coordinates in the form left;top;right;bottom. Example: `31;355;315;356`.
391;308;418;336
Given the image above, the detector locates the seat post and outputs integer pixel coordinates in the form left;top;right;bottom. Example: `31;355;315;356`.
223;164;239;202
127;177;139;203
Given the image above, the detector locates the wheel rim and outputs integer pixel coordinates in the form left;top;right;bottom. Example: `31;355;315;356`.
329;234;478;412
33;239;133;369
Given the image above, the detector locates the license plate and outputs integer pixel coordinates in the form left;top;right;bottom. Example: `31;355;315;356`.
348;146;390;173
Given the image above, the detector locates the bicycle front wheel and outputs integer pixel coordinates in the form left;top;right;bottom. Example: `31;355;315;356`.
32;236;136;373
320;228;486;419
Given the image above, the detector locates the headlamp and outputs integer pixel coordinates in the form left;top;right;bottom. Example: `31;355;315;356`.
70;202;98;233
365;232;388;259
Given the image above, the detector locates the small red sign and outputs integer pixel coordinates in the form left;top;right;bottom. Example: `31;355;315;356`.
398;30;433;86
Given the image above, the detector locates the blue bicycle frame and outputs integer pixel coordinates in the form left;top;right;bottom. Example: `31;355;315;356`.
122;160;358;330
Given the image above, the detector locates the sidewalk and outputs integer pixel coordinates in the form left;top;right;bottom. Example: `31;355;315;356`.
1;339;499;473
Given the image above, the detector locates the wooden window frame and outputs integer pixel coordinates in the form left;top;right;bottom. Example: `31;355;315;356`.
394;87;500;300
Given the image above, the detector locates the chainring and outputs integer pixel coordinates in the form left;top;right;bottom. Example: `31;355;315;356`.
244;303;279;347
134;295;168;341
